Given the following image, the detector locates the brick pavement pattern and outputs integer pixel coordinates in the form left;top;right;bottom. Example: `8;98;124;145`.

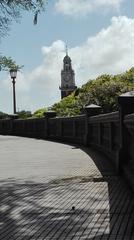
0;136;134;240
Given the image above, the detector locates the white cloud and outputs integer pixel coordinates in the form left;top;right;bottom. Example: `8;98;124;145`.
71;16;134;83
2;16;134;113
55;0;123;17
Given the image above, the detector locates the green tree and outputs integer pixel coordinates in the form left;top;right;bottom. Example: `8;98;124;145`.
0;0;48;71
50;68;134;116
33;108;47;118
52;93;81;117
0;55;22;71
0;0;46;38
17;110;32;119
0;111;8;119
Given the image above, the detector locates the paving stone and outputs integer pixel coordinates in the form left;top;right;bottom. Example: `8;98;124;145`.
0;136;133;239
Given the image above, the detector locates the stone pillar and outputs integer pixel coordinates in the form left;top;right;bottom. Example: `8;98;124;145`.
44;111;56;138
83;104;102;146
118;92;134;167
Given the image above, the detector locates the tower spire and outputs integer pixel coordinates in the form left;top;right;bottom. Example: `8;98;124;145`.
65;44;68;56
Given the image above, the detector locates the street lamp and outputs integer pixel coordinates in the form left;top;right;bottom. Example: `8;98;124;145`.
10;68;17;114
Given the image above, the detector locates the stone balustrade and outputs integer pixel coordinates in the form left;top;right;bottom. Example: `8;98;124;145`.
1;94;134;190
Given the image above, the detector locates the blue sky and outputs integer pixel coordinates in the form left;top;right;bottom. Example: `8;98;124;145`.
1;0;134;113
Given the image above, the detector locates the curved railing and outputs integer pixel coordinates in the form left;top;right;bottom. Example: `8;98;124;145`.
1;94;134;190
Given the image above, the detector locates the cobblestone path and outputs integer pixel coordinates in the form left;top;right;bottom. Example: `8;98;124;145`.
0;136;134;240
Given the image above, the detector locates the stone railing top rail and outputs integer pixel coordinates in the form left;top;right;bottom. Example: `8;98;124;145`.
124;113;134;122
14;117;46;122
53;115;85;120
89;111;119;123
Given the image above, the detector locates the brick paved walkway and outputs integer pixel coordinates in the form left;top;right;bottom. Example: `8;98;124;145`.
0;136;134;239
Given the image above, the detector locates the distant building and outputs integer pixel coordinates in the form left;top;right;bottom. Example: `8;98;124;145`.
59;48;77;99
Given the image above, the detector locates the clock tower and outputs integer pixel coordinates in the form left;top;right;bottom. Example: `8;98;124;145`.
59;49;77;99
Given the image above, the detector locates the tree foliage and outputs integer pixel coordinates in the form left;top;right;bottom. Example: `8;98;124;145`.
51;67;134;116
0;1;47;71
0;111;8;119
0;0;46;38
33;108;47;118
0;55;23;71
52;94;81;117
17;110;32;119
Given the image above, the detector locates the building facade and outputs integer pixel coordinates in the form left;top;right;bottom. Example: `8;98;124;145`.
59;52;77;99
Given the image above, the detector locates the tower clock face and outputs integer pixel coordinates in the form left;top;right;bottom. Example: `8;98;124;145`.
64;74;71;82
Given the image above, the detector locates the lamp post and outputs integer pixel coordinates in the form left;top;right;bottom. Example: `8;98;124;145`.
10;68;17;114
